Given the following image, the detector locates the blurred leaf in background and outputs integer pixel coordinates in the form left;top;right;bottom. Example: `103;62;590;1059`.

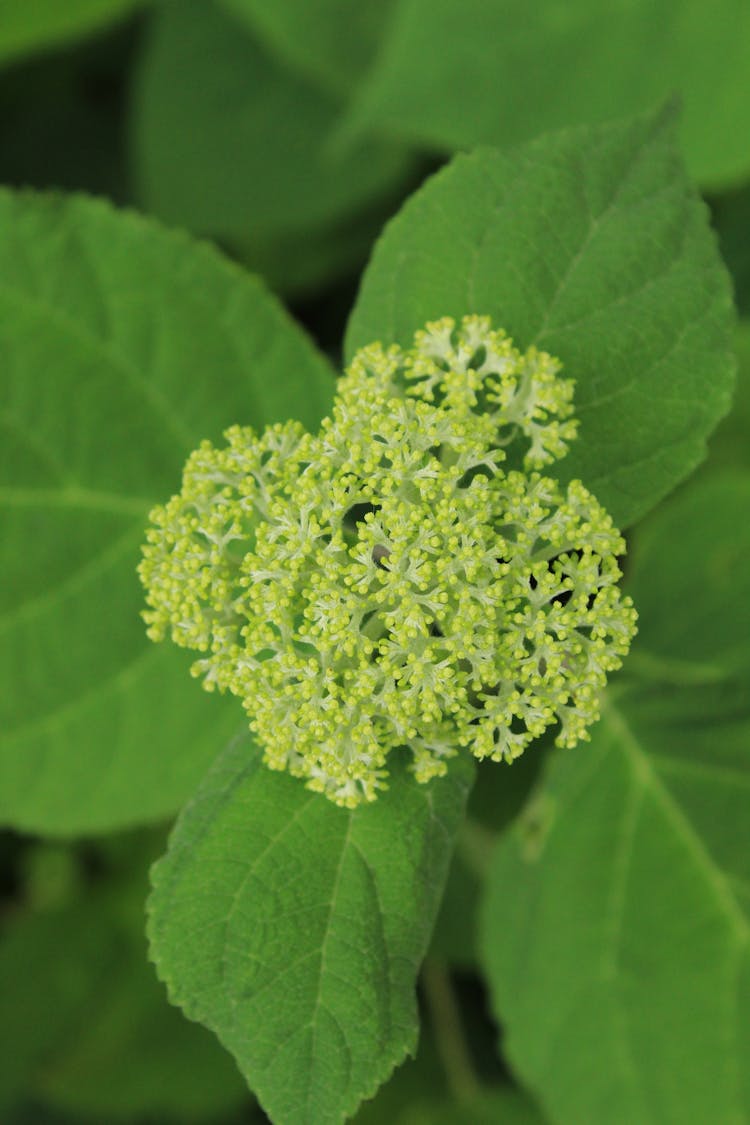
340;0;750;188
129;0;420;295
217;0;394;97
0;0;144;67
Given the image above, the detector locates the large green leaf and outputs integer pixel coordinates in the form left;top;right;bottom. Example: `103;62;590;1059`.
0;189;335;835
343;0;750;187
346;107;735;529
130;1;414;246
480;475;750;1124
0;0;142;66
218;0;393;96
627;475;750;677
149;732;474;1124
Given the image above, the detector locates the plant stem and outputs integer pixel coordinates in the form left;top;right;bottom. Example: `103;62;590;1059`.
422;956;482;1105
457;816;497;880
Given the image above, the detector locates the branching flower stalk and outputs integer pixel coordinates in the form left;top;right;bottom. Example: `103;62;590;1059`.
139;316;637;807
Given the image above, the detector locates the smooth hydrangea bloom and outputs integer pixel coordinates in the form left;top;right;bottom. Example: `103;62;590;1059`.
140;316;637;807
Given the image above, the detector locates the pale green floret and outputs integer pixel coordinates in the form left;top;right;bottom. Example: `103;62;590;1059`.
340;314;578;469
139;316;637;808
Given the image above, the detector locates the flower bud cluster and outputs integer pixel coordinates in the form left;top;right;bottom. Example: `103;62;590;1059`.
140;316;637;806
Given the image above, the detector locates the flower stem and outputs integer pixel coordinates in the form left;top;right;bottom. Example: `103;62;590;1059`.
422;955;482;1105
457;816;496;880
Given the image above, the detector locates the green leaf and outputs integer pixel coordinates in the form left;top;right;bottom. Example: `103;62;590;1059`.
627;475;750;677
217;0;394;96
343;0;750;187
479;475;750;1124
0;0;142;66
0;188;335;835
149;732;474;1124
346;106;736;528
130;1;415;245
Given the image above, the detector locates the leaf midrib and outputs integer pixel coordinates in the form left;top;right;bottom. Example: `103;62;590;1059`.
0;485;155;515
0;280;193;453
603;699;750;943
0;522;142;635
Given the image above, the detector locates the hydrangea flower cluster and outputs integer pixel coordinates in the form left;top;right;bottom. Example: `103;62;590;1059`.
139;316;637;807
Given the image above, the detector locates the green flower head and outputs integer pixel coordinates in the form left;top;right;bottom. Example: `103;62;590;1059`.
139;316;637;807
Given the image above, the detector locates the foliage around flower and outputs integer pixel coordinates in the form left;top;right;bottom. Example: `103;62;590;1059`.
139;316;637;807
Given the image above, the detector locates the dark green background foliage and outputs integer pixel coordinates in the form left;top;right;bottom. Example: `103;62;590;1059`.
0;3;748;1124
